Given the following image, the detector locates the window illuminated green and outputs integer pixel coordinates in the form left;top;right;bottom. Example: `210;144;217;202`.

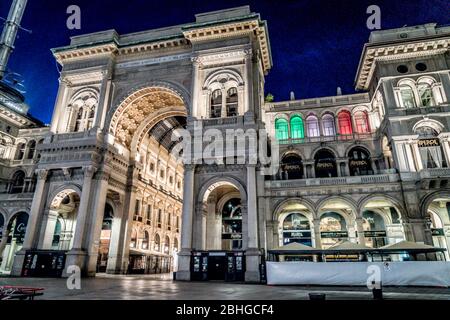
275;118;289;140
290;116;304;139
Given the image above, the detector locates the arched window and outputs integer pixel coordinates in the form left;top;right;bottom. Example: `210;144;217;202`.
417;82;434;107
290;116;304;139
154;234;161;252
314;149;337;178
399;83;417;109
348;147;373;176
15;143;25;160
173;238;179;251
275;118;289;140
282;213;311;246
9;171;25;194
362;211;387;248
416;126;446;168
130;229;137;248
26;140;36;159
306;115;320;137
280;153;303;180
354;111;370;133
142;231;149;250
164;236;170;254
321;114;336;136
210;90;222;118
320;212;347;249
338;111;353;135
226;88;238;117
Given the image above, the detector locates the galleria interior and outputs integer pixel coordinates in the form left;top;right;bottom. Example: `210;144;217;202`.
0;6;450;282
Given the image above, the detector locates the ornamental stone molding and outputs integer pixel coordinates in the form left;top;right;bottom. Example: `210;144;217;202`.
109;87;185;148
356;39;450;90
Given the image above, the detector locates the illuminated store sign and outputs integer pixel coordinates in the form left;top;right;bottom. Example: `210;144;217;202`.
321;231;348;238
418;138;440;148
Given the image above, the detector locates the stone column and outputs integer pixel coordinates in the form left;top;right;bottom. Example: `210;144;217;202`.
243;49;253;114
40;210;59;249
176;165;195;280
94;72;112;130
313;218;322;249
404;143;416;172
440;139;450;168
190;57;201;118
64;166;96;276
411;142;424;171
51;78;70;133
11;169;48;276
355;217;366;245
0;232;9;263
86;171;110;276
221;88;227;118
106;197;126;274
245;164;260;282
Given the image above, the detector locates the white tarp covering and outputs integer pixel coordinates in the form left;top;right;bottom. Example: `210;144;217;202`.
266;262;450;287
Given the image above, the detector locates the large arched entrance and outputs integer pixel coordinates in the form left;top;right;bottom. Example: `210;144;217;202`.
96;203;114;273
359;196;406;249
41;189;80;251
191;178;247;281
105;85;188;275
425;196;450;261
317;198;357;249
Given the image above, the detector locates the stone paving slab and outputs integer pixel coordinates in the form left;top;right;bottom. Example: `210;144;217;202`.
0;275;449;300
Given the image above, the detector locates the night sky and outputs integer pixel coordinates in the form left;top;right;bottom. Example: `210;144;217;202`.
0;0;449;124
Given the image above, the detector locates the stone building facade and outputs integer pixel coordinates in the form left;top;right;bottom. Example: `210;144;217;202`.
0;6;449;282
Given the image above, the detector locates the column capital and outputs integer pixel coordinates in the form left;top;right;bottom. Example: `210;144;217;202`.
83;165;97;178
184;164;196;171
36;169;48;181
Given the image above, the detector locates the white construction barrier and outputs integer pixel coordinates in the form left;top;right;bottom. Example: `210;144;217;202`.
266;261;450;287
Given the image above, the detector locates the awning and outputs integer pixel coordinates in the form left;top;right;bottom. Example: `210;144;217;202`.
268;242;320;255
324;241;373;254
375;240;447;254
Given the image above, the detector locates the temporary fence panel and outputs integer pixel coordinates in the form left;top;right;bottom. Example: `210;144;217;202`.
266;261;450;287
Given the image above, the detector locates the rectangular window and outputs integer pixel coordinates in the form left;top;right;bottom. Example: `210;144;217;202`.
147;205;152;221
134;200;140;216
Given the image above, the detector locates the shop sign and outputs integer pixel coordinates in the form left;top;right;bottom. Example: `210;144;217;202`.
349;160;368;167
283;164;302;171
283;231;312;239
321;231;348;238
361;231;387;238
316;162;334;169
222;233;243;240
431;228;445;236
418;138;440;148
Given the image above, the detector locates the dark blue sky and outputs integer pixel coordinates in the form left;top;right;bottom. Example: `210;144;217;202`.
1;0;449;124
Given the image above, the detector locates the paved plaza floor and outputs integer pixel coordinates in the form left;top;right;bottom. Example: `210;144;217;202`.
1;274;449;300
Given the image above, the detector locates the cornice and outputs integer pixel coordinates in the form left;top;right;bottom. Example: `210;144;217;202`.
183;19;272;73
356;38;450;90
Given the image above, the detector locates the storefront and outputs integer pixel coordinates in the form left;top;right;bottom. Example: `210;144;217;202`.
281;213;312;246
361;210;387;248
0;212;28;274
128;251;174;274
319;212;348;249
191;251;245;282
